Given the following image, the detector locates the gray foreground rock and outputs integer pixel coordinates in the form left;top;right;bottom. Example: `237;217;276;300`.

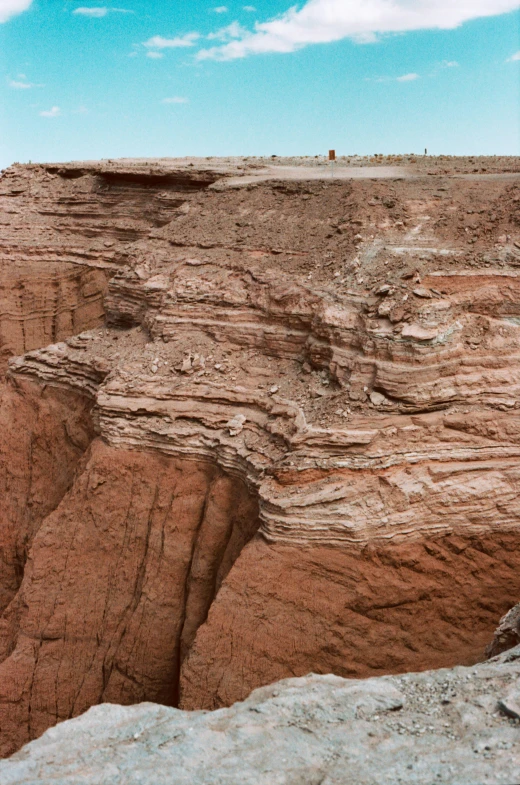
2;649;520;785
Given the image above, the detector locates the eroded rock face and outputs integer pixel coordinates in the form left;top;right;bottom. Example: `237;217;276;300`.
1;156;520;755
180;532;520;710
487;603;520;658
0;377;96;614
0;161;220;371
2;646;520;785
0;438;259;755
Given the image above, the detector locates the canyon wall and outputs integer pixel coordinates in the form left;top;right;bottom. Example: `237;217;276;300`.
0;157;520;754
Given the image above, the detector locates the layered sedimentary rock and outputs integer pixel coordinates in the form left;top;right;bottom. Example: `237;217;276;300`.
0;161;221;370
1;156;520;754
2;646;520;785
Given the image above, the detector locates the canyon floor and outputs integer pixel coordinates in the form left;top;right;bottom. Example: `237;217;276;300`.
0;154;520;777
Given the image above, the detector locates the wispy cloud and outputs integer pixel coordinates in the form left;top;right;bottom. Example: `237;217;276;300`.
73;6;107;16
243;5;256;11
0;0;32;23
441;60;459;67
8;78;42;89
212;5;228;12
508;50;520;61
367;72;421;83
39;106;61;118
161;96;189;104
208;22;248;41
396;72;419;81
73;7;134;18
146;51;164;59
144;33;200;49
197;0;520;60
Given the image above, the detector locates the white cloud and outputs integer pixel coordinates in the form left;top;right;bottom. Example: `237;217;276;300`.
366;72;420;83
9;79;33;88
8;75;43;88
441;60;459;67
208;21;248;41
0;0;32;23
243;5;256;11
146;51;164;59
508;50;520;61
73;7;133;18
197;0;520;60
162;96;189;104
73;6;108;16
213;6;228;12
144;33;200;49
40;106;61;118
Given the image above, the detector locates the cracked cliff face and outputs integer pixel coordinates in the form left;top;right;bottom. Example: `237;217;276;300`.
0;377;96;615
0;441;258;749
0;155;520;756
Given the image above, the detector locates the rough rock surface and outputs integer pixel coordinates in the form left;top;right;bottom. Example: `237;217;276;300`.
1;155;520;755
0;376;95;614
2;646;520;785
487;603;520;659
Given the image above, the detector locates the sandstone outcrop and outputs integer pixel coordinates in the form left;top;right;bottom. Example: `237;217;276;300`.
487;602;520;658
0;376;95;614
2;645;520;784
0;156;520;755
0;161;221;371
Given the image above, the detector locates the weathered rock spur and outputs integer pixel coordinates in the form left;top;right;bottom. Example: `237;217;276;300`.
487;602;520;659
1;156;520;755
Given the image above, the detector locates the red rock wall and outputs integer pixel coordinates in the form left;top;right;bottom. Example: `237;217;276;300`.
0;439;259;757
0;264;110;373
179;531;520;710
0;377;95;615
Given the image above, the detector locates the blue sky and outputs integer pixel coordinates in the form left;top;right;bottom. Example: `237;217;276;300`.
1;0;519;167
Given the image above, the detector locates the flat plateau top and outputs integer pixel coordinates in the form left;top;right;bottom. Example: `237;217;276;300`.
12;154;520;188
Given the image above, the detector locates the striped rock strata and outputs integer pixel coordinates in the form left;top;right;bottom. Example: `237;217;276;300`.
0;158;520;754
0;162;221;371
